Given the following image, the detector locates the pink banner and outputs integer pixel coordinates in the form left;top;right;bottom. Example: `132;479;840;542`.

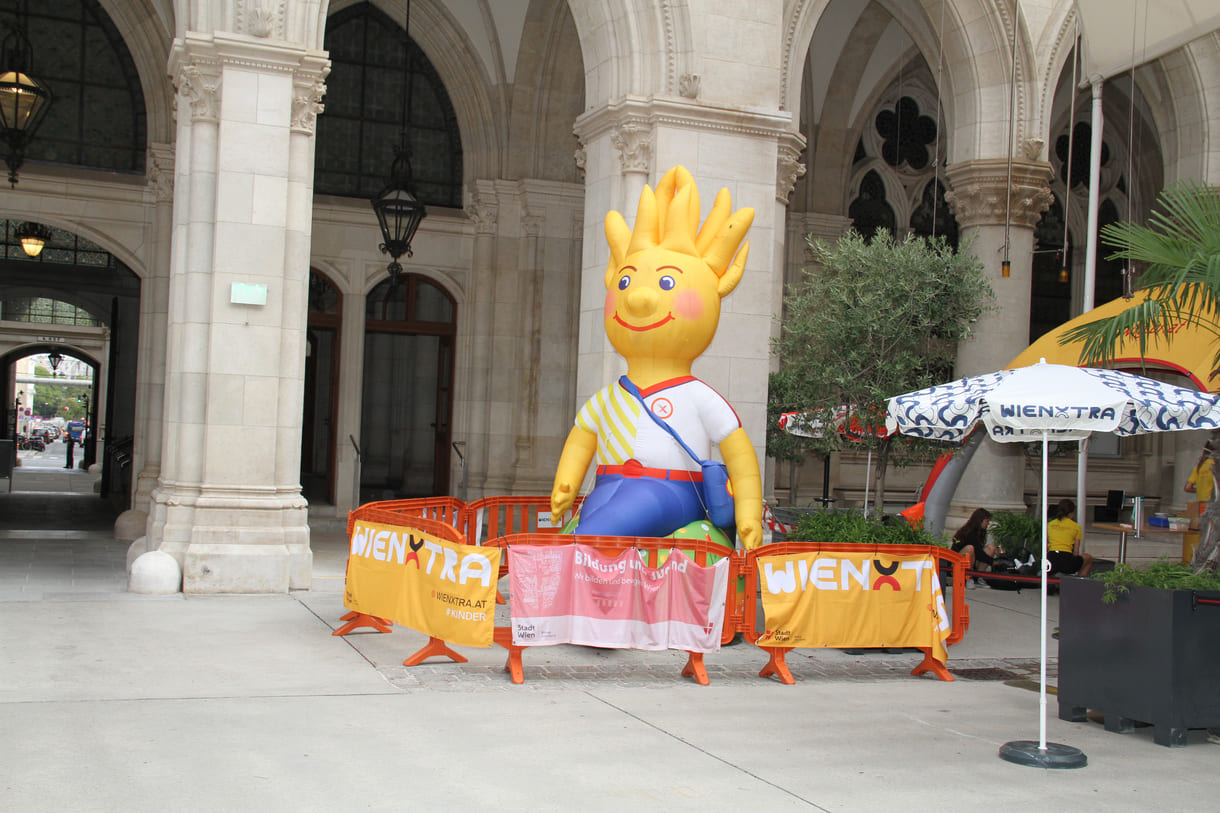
509;544;729;652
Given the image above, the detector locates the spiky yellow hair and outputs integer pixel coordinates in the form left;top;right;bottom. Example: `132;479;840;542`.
604;166;754;297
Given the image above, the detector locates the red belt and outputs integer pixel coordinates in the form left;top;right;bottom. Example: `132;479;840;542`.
597;460;702;482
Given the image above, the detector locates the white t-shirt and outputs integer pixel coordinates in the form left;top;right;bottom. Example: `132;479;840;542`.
575;376;741;472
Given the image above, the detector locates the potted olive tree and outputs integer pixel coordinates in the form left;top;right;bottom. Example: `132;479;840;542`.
1053;182;1220;745
1057;561;1220;746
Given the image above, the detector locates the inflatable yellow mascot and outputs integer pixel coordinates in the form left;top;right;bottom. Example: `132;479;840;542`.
550;166;764;549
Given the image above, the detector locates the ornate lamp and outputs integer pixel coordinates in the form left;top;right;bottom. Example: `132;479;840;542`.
0;12;52;187
46;348;62;376
15;220;50;256
370;0;425;282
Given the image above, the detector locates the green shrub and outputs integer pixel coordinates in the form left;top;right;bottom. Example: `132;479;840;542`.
988;511;1041;554
1094;558;1220;604
788;510;947;547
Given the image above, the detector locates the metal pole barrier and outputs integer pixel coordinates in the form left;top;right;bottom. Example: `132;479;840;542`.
451;441;467;502
349;434;362;510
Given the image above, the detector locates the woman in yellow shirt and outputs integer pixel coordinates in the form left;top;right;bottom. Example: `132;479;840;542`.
1047;498;1093;577
1184;440;1216;503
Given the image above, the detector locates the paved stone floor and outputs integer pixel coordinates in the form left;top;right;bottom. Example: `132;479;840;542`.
5;476;1218;812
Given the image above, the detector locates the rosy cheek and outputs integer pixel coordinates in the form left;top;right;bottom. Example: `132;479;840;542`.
604;291;616;320
674;290;704;320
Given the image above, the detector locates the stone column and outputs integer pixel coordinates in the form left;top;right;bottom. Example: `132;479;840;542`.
786;212;852;286
460;183;498;498
332;276;366;516
144;33;329;593
511;210;545;488
945;158;1054;516
125;143;175;535
778;211;850;504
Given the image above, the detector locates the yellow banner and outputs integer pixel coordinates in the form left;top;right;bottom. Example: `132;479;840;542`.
344;519;501;648
755;551;949;662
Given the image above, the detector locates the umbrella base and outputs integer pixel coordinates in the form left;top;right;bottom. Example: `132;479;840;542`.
998;740;1087;769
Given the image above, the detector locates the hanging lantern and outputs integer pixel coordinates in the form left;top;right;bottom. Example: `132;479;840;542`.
371;133;426;281
0;19;52;187
370;0;425;282
15;220;51;256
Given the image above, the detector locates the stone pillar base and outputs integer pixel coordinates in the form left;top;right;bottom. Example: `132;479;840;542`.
183;541;309;593
147;487;311;593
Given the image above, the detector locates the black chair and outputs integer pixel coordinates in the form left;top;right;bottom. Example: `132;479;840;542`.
1093;489;1125;523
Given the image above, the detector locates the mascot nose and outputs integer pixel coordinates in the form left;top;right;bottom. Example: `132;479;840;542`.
626;287;658;316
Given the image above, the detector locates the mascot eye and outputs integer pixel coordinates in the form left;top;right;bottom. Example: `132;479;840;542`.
618;275;631;290
659;275;675;291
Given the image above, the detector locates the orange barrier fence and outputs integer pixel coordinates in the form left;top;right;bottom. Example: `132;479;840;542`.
345;496;466;537
465;495;582;542
482;533;739;685
741;542;969;684
340;495;583;543
334;499;970;686
334;502;473;667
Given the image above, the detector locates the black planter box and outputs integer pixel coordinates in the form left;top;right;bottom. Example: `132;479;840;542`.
1057;576;1220;746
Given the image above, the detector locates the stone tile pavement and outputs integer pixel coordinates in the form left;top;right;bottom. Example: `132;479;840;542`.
2;490;1216;812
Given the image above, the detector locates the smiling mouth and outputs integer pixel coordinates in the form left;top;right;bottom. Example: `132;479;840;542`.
614;312;674;331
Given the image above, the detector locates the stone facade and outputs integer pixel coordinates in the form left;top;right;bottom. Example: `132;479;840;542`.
1;1;1218;590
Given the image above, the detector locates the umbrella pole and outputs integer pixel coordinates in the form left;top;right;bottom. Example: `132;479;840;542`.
863;451;872;518
1040;431;1049;749
1076;437;1089;555
999;430;1088;769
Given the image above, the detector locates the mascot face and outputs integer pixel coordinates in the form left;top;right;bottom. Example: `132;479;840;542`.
604;245;722;364
601;166;753;370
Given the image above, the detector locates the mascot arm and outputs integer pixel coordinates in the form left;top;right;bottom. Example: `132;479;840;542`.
551;425;598;524
720;428;764;550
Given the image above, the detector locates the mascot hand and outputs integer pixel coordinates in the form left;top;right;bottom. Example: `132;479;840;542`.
551;481;575;526
738;515;764;551
551;426;597;526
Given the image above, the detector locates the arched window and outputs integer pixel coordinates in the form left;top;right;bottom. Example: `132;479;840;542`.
848;170;895;239
0;296;98;326
316;4;463;207
18;0;146;173
875;96;937;170
1029;196;1071;341
366;274;455;326
910;179;959;248
1;220;118;267
1056;122;1109;190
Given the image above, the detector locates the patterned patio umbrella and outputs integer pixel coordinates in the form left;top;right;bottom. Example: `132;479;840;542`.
885;359;1220;768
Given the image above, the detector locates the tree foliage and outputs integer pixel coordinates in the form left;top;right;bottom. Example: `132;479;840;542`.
1058;181;1220;574
1063;181;1220;371
30;370;90;421
770;229;993;509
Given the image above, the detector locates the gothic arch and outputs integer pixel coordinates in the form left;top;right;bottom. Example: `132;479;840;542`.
362;265;466;306
308;259;360;300
1166;35;1220;183
1033;1;1079;160
947;0;1040;161
783;0;1051;177
0;213;148;284
507;0;585;181
563;0;691;106
98;0;175;146
327;0;504;184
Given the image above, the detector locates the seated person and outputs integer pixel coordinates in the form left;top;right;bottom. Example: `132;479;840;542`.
951;507;995;570
1047;498;1093;577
